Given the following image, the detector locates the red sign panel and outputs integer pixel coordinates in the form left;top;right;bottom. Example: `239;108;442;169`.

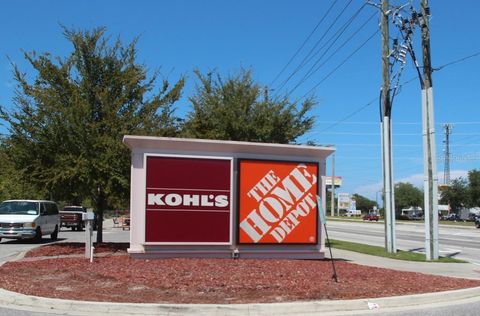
145;156;231;243
238;160;318;244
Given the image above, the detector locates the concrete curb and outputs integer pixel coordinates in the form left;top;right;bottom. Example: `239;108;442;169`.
2;239;480;315
1;286;480;315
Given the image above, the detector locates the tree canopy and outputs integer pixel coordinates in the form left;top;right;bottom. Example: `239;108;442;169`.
440;170;480;211
351;193;377;212
394;182;423;211
0;27;184;241
182;69;315;144
468;170;480;207
0;27;318;242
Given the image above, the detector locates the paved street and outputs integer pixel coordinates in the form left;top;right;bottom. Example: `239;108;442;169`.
327;220;480;265
1;220;480;315
0;219;130;262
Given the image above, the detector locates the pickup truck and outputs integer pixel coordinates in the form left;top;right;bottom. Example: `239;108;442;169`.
60;206;86;231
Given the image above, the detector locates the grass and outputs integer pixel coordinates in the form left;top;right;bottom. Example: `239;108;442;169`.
327;239;467;263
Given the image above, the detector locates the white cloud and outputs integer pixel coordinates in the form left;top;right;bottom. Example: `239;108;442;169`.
353;181;382;201
396;170;469;188
353;169;469;201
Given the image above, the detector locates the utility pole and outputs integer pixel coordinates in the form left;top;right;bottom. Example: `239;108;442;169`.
420;0;439;261
331;153;335;217
443;124;453;185
381;0;396;253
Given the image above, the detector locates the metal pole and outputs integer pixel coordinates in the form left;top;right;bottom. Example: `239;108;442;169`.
331;153;335;217
443;124;453;185
421;0;439;261
85;219;92;259
381;0;396;253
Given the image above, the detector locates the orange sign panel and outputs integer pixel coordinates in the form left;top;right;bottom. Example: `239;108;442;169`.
238;160;318;244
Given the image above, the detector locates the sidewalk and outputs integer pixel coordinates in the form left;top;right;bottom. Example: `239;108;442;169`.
1;247;480;315
329;248;480;280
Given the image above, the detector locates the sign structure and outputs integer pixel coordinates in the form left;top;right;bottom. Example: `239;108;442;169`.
325;176;343;187
145;156;232;244
238;160;319;244
337;193;350;210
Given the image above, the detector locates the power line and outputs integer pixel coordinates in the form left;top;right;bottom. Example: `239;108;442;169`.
269;0;339;87
325;143;480;147
305;46;480;137
314;121;480;126
312;132;480;136
433;50;480;72
316;97;378;134
273;0;355;92
288;9;377;95
300;29;379;100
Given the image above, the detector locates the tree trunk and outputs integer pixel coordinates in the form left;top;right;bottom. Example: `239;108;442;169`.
95;192;106;243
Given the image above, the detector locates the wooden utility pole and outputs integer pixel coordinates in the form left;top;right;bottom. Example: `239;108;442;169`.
381;0;396;253
421;0;439;261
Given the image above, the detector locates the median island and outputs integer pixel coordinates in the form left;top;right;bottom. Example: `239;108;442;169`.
0;242;477;304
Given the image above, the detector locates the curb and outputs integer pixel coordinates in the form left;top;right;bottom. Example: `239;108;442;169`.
2;242;480;315
1;286;480;315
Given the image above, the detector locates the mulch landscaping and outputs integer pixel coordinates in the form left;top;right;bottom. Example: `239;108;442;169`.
1;242;479;304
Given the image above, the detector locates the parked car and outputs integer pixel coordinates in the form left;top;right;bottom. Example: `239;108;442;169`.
467;213;477;222
60;206;97;231
60;206;86;231
443;213;460;221
363;213;379;221
0;200;60;243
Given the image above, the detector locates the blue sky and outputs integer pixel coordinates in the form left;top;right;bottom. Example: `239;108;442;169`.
1;0;479;201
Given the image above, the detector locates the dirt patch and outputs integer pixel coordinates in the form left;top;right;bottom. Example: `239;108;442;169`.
1;243;479;304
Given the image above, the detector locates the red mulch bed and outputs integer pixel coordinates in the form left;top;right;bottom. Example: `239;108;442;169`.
1;243;479;304
24;242;129;257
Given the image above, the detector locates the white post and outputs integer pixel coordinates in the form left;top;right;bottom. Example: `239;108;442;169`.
383;117;396;253
85;219;92;259
422;88;439;260
331;153;335;217
84;210;94;259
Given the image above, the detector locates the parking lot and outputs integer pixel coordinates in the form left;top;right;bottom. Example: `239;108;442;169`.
0;219;130;262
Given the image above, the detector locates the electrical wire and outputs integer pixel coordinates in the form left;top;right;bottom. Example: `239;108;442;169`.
269;0;339;87
290;3;369;83
316;96;378;134
273;0;355;92
288;9;377;96
433;50;480;72
300;29;379;100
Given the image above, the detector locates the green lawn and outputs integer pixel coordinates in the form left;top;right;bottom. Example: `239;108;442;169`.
327;239;466;263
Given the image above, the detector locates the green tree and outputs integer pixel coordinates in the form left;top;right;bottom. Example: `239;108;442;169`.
468;170;480;207
440;178;469;211
351;193;376;213
182;69;315;143
0;141;41;201
0;27;184;242
394;182;423;212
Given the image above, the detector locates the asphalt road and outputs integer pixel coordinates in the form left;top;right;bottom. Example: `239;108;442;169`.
1;220;480;315
0;219;129;263
327;220;480;265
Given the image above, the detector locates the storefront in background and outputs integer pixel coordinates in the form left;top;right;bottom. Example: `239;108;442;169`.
123;136;334;259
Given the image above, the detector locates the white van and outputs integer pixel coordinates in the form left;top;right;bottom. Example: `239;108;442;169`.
0;200;60;243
